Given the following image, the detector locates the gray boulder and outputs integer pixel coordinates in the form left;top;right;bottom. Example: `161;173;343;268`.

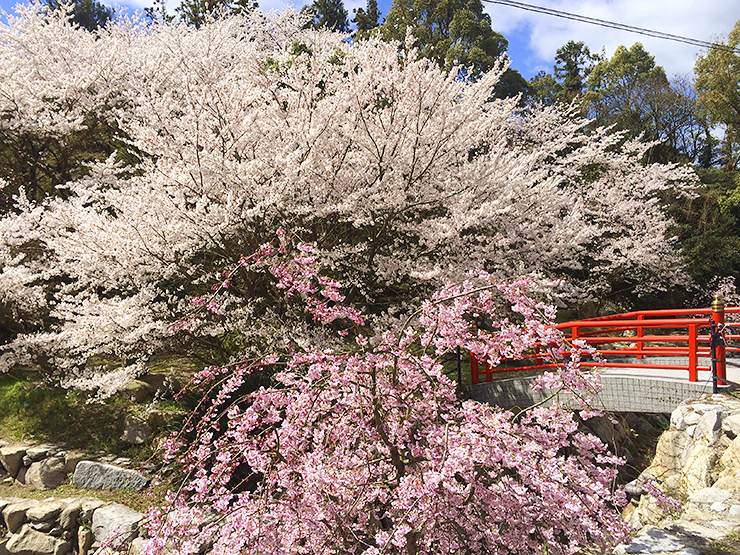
5;524;71;555
26;501;64;523
3;499;40;534
72;461;148;491
91;503;143;545
26;458;68;491
121;415;151;445
0;445;27;478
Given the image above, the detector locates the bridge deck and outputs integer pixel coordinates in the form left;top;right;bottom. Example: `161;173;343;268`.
466;358;740;413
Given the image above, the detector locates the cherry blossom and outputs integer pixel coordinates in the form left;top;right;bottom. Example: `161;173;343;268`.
0;6;695;390
137;240;629;555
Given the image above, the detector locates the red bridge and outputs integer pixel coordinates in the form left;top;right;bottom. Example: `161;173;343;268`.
468;297;740;413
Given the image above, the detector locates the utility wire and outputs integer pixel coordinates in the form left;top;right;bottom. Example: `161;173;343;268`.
483;0;740;54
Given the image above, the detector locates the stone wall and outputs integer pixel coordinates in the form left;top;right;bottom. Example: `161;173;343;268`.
0;497;144;555
0;440;149;555
614;393;740;554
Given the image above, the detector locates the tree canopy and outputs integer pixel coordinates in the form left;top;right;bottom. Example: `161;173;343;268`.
45;0;113;30
380;0;528;95
695;20;740;169
353;0;382;34
301;0;350;32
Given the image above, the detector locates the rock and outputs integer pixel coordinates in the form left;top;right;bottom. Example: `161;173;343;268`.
666;519;727;542
3;499;40;534
72;461;148;491
78;528;94;555
612;526;691;554
59;505;79;530
712;475;740;492
720;435;740;471
26;501;64;523
91;503;143;545
688;487;733;505
695;410;724;446
63;450;86;474
129;537;144;555
14;466;28;486
625;479;643;498
681;442;720;493
722;414;740;437
0;498;24;513
79;498;108;522
644;429;692;482
0;445;27;477
26;458;68;490
121;380;154;403
121;415;151;445
671;405;693;430
628;488;666;530
5;524;72;555
30;521;56;533
147;408;184;431
26;446;52;462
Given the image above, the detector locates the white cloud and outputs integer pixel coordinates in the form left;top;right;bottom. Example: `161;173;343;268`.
485;0;740;78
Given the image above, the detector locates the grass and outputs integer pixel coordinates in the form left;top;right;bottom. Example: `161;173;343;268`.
0;371;141;455
705;531;740;555
0;367;195;512
0;476;172;514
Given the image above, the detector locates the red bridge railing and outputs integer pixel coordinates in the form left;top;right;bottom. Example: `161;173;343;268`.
471;296;740;386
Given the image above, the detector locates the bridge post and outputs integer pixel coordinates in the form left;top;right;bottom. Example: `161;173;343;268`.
470;352;479;385
711;295;726;385
688;324;698;382
636;314;644;359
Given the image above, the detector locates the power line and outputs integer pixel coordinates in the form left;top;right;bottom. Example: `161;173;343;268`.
483;0;740;54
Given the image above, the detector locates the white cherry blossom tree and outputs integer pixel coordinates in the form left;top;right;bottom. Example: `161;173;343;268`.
0;5;695;389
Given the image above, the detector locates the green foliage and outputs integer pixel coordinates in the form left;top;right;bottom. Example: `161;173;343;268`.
554;41;599;104
352;0;382;38
586;43;668;130
381;0;527;95
528;70;562;106
695;20;740;169
584;43;711;164
0;372;131;452
667;168;740;293
46;0;114;31
301;0;350;33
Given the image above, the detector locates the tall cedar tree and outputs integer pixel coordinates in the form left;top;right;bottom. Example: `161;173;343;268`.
46;0;113;30
695;20;740;169
301;0;350;33
381;0;528;96
353;0;382;33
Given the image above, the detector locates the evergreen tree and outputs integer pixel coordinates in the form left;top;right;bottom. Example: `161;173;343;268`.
381;0;527;96
301;0;350;33
46;0;113;31
353;0;382;36
554;40;599;103
695;20;740;169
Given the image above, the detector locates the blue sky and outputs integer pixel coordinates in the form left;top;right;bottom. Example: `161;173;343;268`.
1;0;738;80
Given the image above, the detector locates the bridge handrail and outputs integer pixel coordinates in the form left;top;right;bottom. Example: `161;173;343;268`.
470;297;738;386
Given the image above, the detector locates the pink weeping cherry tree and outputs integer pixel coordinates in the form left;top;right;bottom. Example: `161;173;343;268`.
130;236;631;555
